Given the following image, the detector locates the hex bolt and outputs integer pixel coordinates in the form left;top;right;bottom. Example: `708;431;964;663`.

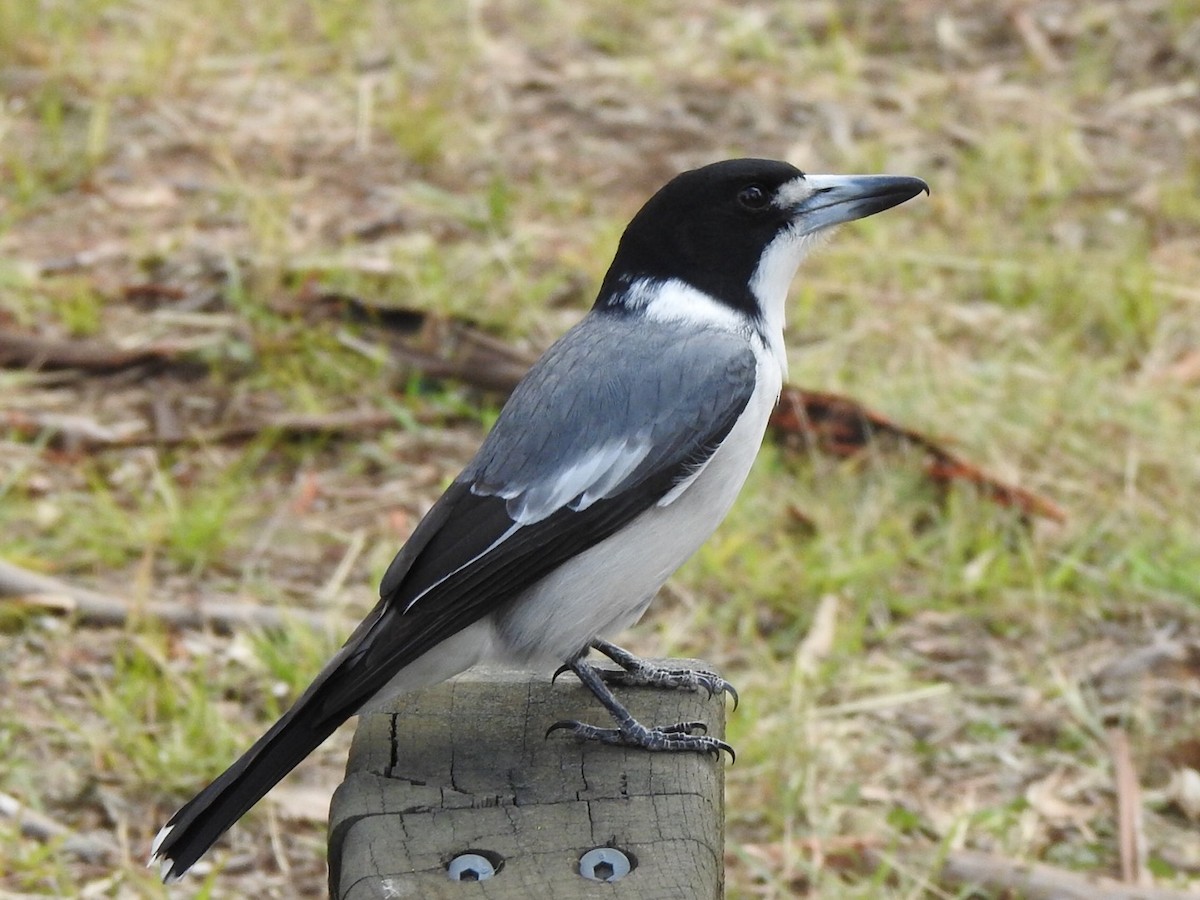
579;847;632;882
447;852;497;881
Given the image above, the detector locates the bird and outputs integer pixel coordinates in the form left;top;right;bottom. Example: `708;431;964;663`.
150;157;928;881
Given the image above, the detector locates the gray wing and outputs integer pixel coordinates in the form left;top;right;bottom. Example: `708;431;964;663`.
464;312;760;523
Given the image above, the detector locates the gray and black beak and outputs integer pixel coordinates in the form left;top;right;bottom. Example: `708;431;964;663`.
785;174;930;236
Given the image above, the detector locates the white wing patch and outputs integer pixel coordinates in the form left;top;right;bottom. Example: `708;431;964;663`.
477;437;654;525
566;438;655;511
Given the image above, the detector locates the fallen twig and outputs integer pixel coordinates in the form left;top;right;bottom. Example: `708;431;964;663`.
0;790;117;863
1009;6;1065;73
1085;632;1198;700
34;241;127;275
936;848;1195;900
0;559;348;634
0;331;189;373
121;282;188;302
388;336;532;394
1109;728;1150;886
739;838;1196;898
177;410;404;447
1;410;143;450
306;290;535;393
2;409;414;452
770;387;1066;522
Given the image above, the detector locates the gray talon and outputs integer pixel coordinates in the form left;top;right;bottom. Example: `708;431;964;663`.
550;645;738;762
589;639;740;706
546;718;733;759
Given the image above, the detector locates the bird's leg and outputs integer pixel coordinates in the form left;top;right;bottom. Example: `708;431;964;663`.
546;658;734;760
588;638;739;709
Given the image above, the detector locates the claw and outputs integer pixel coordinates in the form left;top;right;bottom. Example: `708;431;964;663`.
554;655;737;760
544;716;733;759
585;644;739;709
550;664;573;685
545;719;578;739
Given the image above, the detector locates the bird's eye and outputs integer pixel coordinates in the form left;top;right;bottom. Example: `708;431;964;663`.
738;185;770;210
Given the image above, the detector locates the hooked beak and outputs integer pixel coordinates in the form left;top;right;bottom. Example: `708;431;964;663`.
787;174;929;235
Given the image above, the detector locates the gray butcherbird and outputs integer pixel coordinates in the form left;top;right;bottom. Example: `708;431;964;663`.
151;158;927;881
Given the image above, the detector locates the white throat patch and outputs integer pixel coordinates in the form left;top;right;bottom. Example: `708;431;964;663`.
622;278;751;335
747;226;819;379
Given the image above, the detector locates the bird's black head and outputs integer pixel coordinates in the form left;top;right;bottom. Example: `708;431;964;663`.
596;159;802;318
595;158;928;333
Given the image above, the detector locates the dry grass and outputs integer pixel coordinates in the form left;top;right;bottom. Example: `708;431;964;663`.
2;1;1199;897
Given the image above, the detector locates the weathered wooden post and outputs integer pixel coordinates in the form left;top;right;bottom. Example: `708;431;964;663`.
328;662;725;899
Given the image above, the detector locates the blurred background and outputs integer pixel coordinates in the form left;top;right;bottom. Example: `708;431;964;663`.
1;1;1198;896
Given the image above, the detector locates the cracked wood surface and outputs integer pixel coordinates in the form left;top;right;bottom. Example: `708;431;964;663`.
328;662;726;899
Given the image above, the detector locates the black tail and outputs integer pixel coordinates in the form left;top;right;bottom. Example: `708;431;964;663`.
150;481;542;879
151;602;394;881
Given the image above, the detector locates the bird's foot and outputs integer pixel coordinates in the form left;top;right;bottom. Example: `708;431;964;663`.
550;652;737;762
546;718;734;761
595;662;739;707
589;639;739;708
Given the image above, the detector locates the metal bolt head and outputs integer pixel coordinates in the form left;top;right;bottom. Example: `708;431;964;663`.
579;847;632;882
447;852;497;881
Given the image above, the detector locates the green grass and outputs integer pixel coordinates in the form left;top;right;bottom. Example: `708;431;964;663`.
86;633;250;789
2;0;1199;897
